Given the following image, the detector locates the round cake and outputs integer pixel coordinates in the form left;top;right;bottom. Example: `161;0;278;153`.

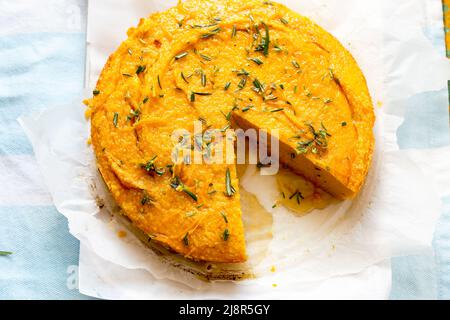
85;0;375;263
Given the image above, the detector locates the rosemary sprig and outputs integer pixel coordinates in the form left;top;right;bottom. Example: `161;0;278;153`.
141;192;154;205
113;112;119;127
183;233;189;246
221;110;232;121
201;27;221;39
225;168;236;197
223;228;230;241
220;211;228;223
254;22;270;57
170;176;198;202
175;52;188;60
200;53;212;61
136;65;146;74
181;72;189;83
273;45;282;52
224;81;231;90
201;72;207;87
231;25;237;38
289;190;304;204
192;91;212;96
238;77;247;90
248;57;263;65
127;109;140;121
234;69;250;76
141;155;165;176
252;78;265;93
157;75;162;89
295;122;332;155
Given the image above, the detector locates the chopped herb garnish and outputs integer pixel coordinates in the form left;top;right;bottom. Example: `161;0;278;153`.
242;105;254;112
289;190;304;204
200;54;212;61
273;45;282;52
143;97;149;104
157;75;162;89
127;48;133;55
255;22;270;57
183;233;189;246
270;108;284;113
225;168;236;197
264;94;278;101
279;84;285;90
294;85;298;94
235;69;250;76
280;17;289;25
253;78;265;93
192;91;212;96
223;228;230;241
93;90;100;96
122;73;132;77
224;81;231;91
249;57;263;65
232;25;237;38
181;72;189;84
127;109;140;121
220;124;231;132
136;65;146;74
175;51;188;60
295;122;332;155
221;110;232;121
291;60;300;68
141;155;165;176
238;77;247;90
0;251;12;256
201;27;221;39
113;112;119;127
220;211;228;223
201;72;207;87
190;92;196;102
170;176;198;202
341;121;347;127
141;192;154;205
323;98;333;104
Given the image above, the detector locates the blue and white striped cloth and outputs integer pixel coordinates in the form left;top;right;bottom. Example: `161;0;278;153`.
0;0;449;299
0;0;89;299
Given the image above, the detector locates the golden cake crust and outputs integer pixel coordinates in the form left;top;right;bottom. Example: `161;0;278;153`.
85;0;374;263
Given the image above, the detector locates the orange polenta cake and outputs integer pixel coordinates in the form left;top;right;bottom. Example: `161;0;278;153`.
84;0;375;263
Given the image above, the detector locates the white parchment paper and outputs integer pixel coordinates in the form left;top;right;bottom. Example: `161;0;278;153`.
20;0;450;299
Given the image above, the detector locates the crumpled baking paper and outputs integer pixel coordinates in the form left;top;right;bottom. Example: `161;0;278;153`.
19;0;450;299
